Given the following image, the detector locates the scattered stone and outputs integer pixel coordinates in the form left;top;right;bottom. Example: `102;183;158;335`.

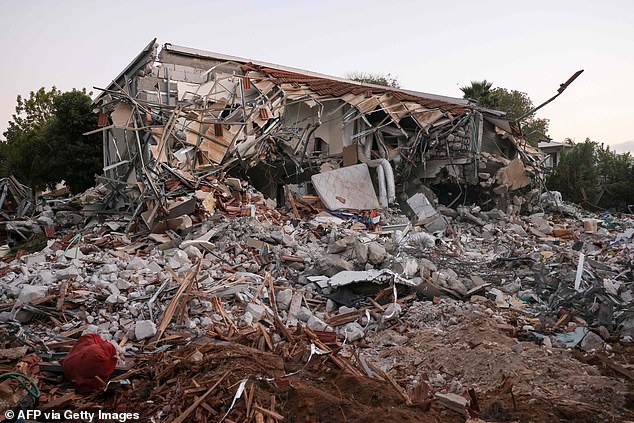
105;294;119;304
306;315;329;331
447;278;467;296
276;289;293;311
367;242;386;265
102;263;118;274
338;306;356;314
17;285;48;304
242;312;254;326
127;257;147;271
56;266;79;280
246;303;266;321
435;392;469;413
419;258;437;279
39;270;56;285
382;303;401;322
327;238;349;254
343;322;365;342
326;299;337;313
36;216;55;226
354;241;369;264
146;261;163;274
580;331;605;352
135;320;157;340
318;254;354;276
297;306;312;322
25;253;46;266
509;223;528;237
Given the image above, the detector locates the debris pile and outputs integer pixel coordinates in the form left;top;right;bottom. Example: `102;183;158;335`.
0;40;632;422
0;175;632;421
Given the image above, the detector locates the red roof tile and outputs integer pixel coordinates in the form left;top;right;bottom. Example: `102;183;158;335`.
242;64;469;115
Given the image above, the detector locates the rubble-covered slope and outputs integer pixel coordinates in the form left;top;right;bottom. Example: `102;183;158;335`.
0;180;633;422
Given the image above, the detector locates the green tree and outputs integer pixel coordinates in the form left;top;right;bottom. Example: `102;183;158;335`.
547;138;634;210
3;87;60;144
346;72;400;88
547;139;598;204
0;87;61;189
459;82;550;147
594;143;633;209
45;90;102;193
459;80;495;108
0;88;101;193
490;88;549;146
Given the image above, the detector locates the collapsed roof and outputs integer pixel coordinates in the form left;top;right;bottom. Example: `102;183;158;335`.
92;39;542;232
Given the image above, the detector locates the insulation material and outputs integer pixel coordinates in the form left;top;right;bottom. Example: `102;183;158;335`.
183;121;203;146
352;95;381;114
252;78;275;95
200;124;236;164
311;163;380;210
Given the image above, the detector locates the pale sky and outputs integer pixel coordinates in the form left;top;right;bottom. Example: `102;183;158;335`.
1;0;633;149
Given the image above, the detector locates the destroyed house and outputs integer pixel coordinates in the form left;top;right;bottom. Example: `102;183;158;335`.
94;39;540;229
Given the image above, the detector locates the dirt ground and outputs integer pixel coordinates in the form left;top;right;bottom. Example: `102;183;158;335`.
39;310;631;423
362;312;633;423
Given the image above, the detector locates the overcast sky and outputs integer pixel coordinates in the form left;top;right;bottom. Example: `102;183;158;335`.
1;0;633;150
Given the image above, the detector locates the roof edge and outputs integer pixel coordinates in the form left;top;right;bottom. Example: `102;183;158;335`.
162;43;471;107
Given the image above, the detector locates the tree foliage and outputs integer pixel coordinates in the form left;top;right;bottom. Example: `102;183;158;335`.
3;87;61;143
547;138;634;211
460;81;549;147
0;87;101;194
346;72;400;88
459;80;495;107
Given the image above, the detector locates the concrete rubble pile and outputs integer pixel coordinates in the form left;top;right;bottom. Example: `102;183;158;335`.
0;40;632;422
0;175;632;421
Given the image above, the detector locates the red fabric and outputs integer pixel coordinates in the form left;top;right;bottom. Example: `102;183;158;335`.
63;334;118;393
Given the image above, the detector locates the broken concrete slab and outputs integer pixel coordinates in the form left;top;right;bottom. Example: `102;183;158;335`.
311;164;380;210
328;269;416;288
435;392;469;413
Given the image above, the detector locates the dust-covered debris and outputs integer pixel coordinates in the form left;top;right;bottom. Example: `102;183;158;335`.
0;40;632;423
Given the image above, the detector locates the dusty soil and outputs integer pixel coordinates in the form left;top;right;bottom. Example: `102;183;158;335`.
46;310;633;423
362;311;633;422
57;336;463;423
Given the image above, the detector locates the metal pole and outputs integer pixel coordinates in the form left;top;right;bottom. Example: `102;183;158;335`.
515;70;584;122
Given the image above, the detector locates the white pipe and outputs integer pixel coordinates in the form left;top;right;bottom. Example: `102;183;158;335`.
367;158;395;207
357;137;368;162
374;161;388;207
365;134;373;161
380;159;396;203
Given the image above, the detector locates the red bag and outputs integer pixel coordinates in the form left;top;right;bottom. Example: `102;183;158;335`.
62;334;118;393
